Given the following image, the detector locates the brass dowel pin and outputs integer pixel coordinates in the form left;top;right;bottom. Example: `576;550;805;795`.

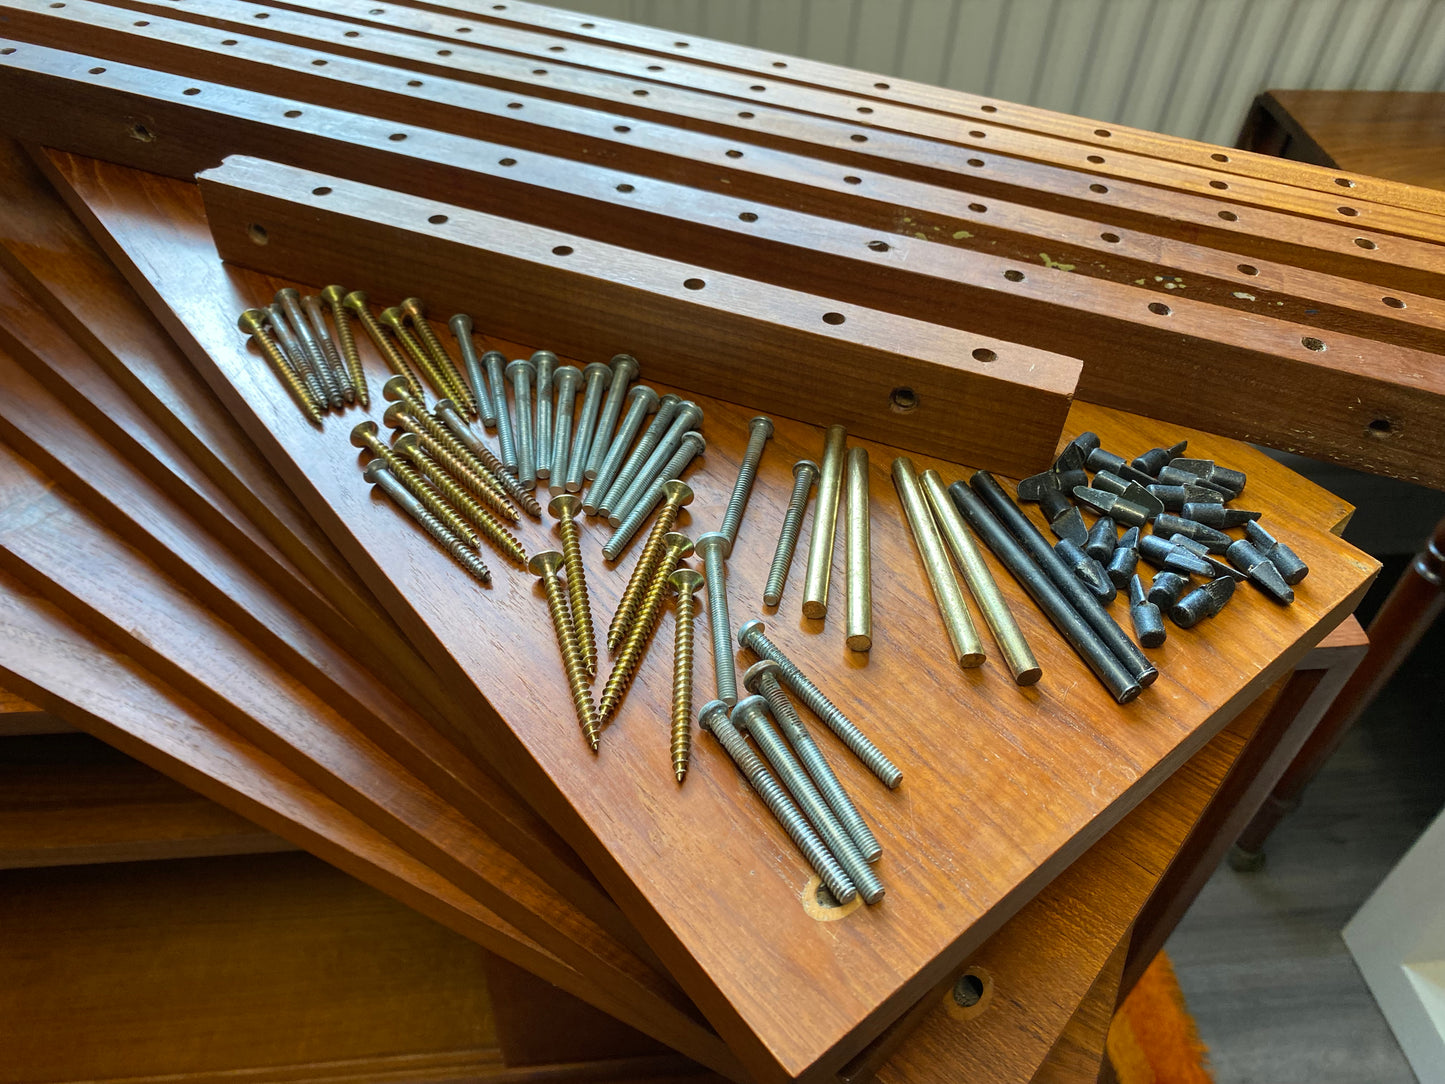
845;446;872;652
802;425;847;620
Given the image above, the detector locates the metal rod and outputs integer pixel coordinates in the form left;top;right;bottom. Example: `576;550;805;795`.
892;457;983;668
802;424;847;620
845;446;872;653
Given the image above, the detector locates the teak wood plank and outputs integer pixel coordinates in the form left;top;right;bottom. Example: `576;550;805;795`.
47;149;1377;1084
2;13;1441;304
1028;937;1127;1084
443;0;1445;220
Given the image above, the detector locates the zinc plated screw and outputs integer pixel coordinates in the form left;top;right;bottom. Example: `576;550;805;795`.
548;365;583;494
584;354;640;481
698;699;856;905
350;421;479;548
266;302;330;409
596;393;681;520
237;309;322;424
598;532;693;725
530;550;601;752
397;434;527;566
695;532;737;707
532;351;558;479
448;314;495;427
401;298;475;415
586;385;660;516
276;288;343;409
737;619;903;790
718;415;774;557
433;397;541;518
669;568;704;782
603;432;706;562
382;399;512;520
364;460;490;584
550;494;597;675
763;459;819;607
744;660;881;862
608;400;704;527
343;291;423;399
731;695;884;905
607;480;693;652
482;350;517;470
565;362;612;493
302;292;355;404
506;358;538;490
320;285;368;408
380;307;452;403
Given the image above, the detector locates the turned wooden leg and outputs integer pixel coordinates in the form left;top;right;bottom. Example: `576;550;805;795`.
1231;516;1445;867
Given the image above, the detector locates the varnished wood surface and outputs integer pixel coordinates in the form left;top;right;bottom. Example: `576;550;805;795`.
43;148;1378;1084
1029;938;1125;1084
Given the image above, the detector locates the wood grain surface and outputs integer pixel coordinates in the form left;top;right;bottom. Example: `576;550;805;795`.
1029;937;1127;1084
41;147;1378;1083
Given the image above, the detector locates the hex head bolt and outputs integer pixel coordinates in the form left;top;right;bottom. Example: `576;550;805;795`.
802;425;847;619
694;532;737;707
597;393;682;520
598;532;693;725
697;700;856;905
350;421;478;548
529;550;601;753
320;285;368;408
401;298;475;415
738;619;902;790
343;291;423;399
762;459;819;608
431;395;541;519
669;568;705;783
744;660;881;862
396;433;527;567
448;314;495;427
731;696;884;905
364;460;490;584
505;358;538;491
380;306;451;402
716;415;774;556
608;481;695;652
302;292;355;404
276;288;343;409
1245;521;1309;584
237;309;322;424
531;351;558;479
584;354;640;482
565;362;613;493
265;302;330;410
481;350;517;469
550;494;597;676
603;433;706;562
547;366;584;495
586;385;660;516
608;401;704;527
1127;574;1166;648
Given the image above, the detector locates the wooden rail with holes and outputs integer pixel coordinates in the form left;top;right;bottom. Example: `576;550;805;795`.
2;4;1443;299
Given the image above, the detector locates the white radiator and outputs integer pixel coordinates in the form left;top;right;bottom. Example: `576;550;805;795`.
545;0;1445;145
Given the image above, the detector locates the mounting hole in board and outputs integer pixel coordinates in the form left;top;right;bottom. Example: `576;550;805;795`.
1368;417;1393;436
428;213;448;224
890;387;918;412
683;278;705;290
552;245;574;256
248;223;268;245
944;967;994;1021
800;875;862;921
1148;301;1171;316
1382;296;1406;309
972;348;997;363
822;312;846;325
1301;336;1326;352
867;239;890;252
129;122;156;142
311;185;332;196
1004;269;1025;282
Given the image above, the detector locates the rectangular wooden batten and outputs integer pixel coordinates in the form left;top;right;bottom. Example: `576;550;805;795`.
39;147;1379;1084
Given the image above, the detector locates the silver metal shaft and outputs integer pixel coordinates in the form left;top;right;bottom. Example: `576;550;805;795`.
596;393;681;519
584;354;640;481
608;402;703;527
602;432;706;561
718;415;774;557
448;314;495;427
483;350;515;470
586;385;659;516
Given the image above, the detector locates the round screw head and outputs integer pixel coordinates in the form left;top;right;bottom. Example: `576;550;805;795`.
660;479;694;507
362;458;389;484
742;658;783;693
794;459;820;481
236;308;271;335
663;531;695;560
609;353;640;383
435;397;460;415
349;420;380;447
749;415;775;439
628;385;661;413
737;617;767;648
553;365;583;392
582;361;613;386
673;401;703;427
506;357;536;380
393;432;420;455
382;402;411;430
381;375;415;402
399;296;427;320
670;567;704;594
548;493;581;519
695;531;729;558
528;549;565;576
448;313;473;335
274;287;301;306
697;698;730;733
319;284;347;305
531;349;559;370
728;694;770;734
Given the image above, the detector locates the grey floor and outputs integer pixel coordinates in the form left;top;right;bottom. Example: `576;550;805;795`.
1167;555;1445;1084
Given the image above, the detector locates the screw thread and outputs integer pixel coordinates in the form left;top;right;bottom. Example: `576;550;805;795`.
279;296;343;409
411;314;477;416
398;411;519;523
327;298;369;408
607;496;683;651
267;304;331;409
450;318;496;427
760;674;881;862
587;394;653;515
719;421;772;552
350;304;424;398
557;514;597;675
508;366;537;490
432;402;540;517
539;570;601;752
597;397;682;517
740;626;902;790
246;325;323;423
603;435;704;562
361;433;479;547
599;552;678;723
400;441;527;566
370;465;490;584
702;549;737;706
304;296;355;405
671;590;696;782
393;321;455;403
764;466;816;607
483;353;517;471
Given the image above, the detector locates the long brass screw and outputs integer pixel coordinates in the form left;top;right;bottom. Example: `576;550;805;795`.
320;285;368;407
669;568;704;783
237;309;322;424
607;480;693;652
380;306;453;401
401;297;477;415
396;434;527;566
265;302;330;409
302;293;355;404
549;494;597;676
383;402;517;522
434;398;541;518
350;421;479;547
365;460;491;584
598;533;693;725
383;380;508;502
530;550;601;753
344;291;423;398
276;288;344;409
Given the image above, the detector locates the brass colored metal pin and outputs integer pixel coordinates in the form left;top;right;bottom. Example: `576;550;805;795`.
401;297;476;416
237;309;322;424
844;446;872;652
530;550;600;752
598;533;693;725
320;285;368;408
607;480;693;652
669;568;704;783
550;494;597;675
802;424;847;620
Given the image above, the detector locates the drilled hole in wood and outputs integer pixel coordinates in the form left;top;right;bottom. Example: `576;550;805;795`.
684;278;705;290
129;122;155;141
532;68;547;75
435;49;453;57
284;109;302;117
1101;232;1120;243
969;130;986;138
674;40;689;47
48;2;64;7
1369;417;1393;435
1218;210;1238;221
407;79;423;87
506;101;522;108
311;186;332;196
972;348;997;362
182;86;200;95
548;44;564;51
1149;302;1171;316
1339;206;1359;216
772;60;787;68
0;48;14;55
498;156;516;166
738;111;755;119
822;312;846;325
344;30;359;36
88;66;105;74
312;58;328;65
969;202;987;213
738;211;757;222
492;3;506;8
614;124;631;133
843;175;862;185
428;213;448;224
1336;177;1355;188
368;6;384;12
1383;296;1406;309
890;387;918;411
1004;269;1025;282
857;106;873;114
133;18;150;24
967;157;985;167
981;104;997;112
248;223;268;245
851;134;868;142
874;81;890;89
1238;263;1258;275
1089;183;1108;193
867;240;890;252
953;972;985;1008
1209;180;1228;190
1212;152;1229;162
750;84;767;92
457;26;472;33
251;11;266;17
221;38;238;45
552;245;574;256
581;21;594;27
633;88;649;96
616;183;634;193
646;64;663;71
1355;237;1378;250
388;132;407;141
1095;128;1111;137
1302;336;1326;351
725;149;743;158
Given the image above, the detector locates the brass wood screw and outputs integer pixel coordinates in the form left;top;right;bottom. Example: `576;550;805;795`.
320;285;368;407
302;292;355;404
344;291;422;398
396;434;527;566
265;302;330;409
380;306;453;401
607;481;693;652
434;398;542;518
549;494;597;675
364;460;490;584
350;421;478;547
383;380;510;504
237;309;322;424
401;297;476;415
530;550;600;753
598;533;693;725
276;288;343;409
382;401;516;523
669;568;704;783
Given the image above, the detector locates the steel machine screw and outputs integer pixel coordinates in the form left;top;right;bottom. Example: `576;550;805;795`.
275;288;342;409
343;291;422;398
550;494;597;675
584;354;640;481
532;350;558;479
237;309;322;424
607;480;694;651
505;357;538;490
718;415;774;557
400;297;475;415
602;432;705;561
597;393;682;520
763;459;819;608
669;568;704;782
431;396;541;518
587;385;660;516
694;532;737;707
608;400;703;527
364;460;491;584
530;550;601;752
266;302;329;409
548;365;583;494
320;285;368;407
482;350;516;470
565;362;612;493
448;314;495;427
598;533;693;724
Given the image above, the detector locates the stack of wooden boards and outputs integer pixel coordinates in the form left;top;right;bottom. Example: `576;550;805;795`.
0;0;1410;1080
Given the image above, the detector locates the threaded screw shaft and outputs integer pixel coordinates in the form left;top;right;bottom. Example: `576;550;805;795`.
737;620;902;790
608;402;703;527
344;292;423;399
607;481;693;652
398;437;527;566
763;460;819;607
695;533;736;707
602;433;705;562
432;398;541;518
265;302;331;410
389;403;519;523
402;298;477;416
321;286;368;408
586;385;660;517
366;461;490;584
302;293;355;404
596;394;682;519
380;307;453;401
550;495;597;676
599;534;692;724
670;570;704;783
237;309;322;424
718;415;774;556
276;289;343;409
448;314;495;427
351;423;478;547
531;551;600;752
